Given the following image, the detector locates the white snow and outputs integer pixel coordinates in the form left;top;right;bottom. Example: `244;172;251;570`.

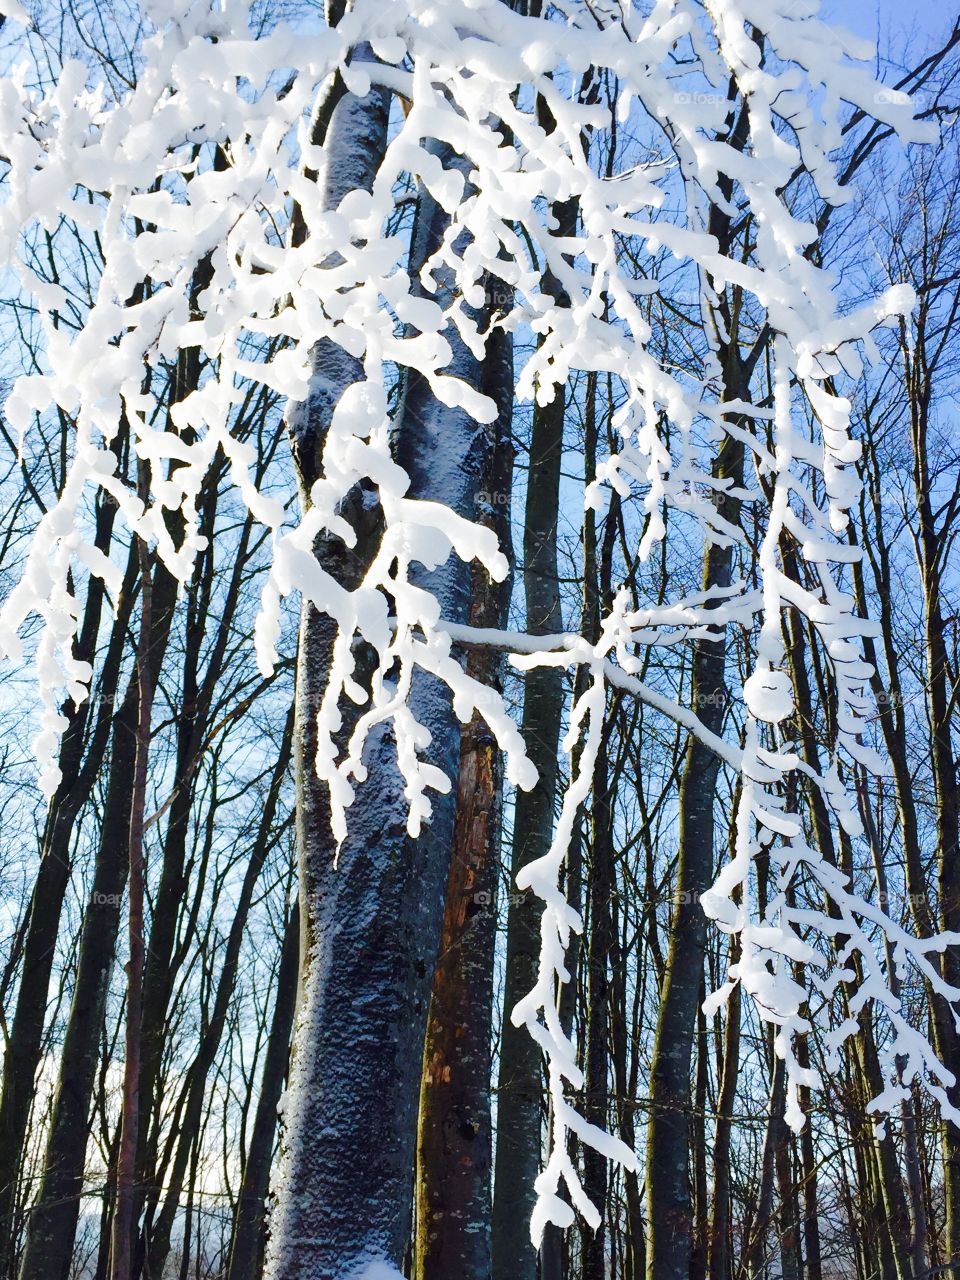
0;0;955;1249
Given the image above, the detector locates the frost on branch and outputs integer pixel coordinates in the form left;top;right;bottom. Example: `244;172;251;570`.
0;0;955;1249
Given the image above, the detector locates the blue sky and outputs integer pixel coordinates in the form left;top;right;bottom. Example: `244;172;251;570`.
823;0;953;63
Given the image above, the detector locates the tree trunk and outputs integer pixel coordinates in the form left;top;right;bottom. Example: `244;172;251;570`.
774;1116;800;1280
492;195;575;1280
110;518;154;1280
644;460;741;1280
142;706;295;1278
581;745;613;1280
691;980;709;1280
227;907;300;1280
266;77;509;1275
415;316;513;1280
744;1051;784;1280
415;715;502;1280
708;935;740;1280
16;553;178;1280
0;476;133;1275
643;80;751;1271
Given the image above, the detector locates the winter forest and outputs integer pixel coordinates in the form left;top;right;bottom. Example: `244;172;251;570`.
3;0;960;1277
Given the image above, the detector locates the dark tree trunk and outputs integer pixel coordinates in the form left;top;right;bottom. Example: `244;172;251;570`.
774;1115;800;1280
16;556;178;1280
142;706;294;1279
580;746;613;1280
643;81;751;1276
415;316;513;1280
415;714;502;1280
644;462;741;1280
267;74;509;1274
708;936;740;1280
110;519;154;1280
0;476;133;1275
492;195;575;1280
227;907;300;1280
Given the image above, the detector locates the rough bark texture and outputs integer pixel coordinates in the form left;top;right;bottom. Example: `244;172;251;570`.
415;718;501;1280
267;79;507;1276
415;315;513;1280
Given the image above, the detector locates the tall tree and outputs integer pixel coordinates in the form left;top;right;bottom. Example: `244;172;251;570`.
415;277;514;1278
492;195;574;1280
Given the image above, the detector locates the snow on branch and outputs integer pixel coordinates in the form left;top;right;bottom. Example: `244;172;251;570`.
0;0;954;1245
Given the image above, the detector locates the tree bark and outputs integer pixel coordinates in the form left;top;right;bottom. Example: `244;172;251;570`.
708;935;740;1280
415;716;502;1280
110;515;154;1280
644;435;742;1280
415;314;513;1280
266;77;510;1275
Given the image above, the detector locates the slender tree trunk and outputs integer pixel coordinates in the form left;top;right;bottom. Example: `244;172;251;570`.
227;907;300;1280
774;1117;800;1280
579;373;617;1280
744;1051;784;1280
581;744;613;1280
0;476;132;1275
691;980;709;1280
16;554;178;1280
708;936;740;1280
609;887;644;1280
110;519;154;1280
913;434;960;1269
643;77;751;1269
858;768;929;1280
492;194;575;1280
796;1037;823;1280
645;441;742;1280
142;707;295;1278
415;314;513;1280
